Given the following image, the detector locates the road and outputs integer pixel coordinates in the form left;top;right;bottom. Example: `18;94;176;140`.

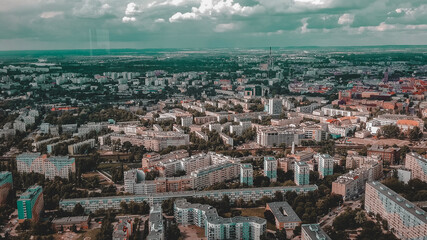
319;200;362;227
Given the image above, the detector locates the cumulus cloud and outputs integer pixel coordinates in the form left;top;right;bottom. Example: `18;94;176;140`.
338;13;354;25
122;16;136;22
169;12;199;22
125;2;143;15
169;0;260;22
40;11;63;19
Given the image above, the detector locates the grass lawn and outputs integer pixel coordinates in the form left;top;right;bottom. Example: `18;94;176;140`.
76;228;101;240
236;207;277;231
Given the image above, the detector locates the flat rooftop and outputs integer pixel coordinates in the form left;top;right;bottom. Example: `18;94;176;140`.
267;202;301;223
368;181;427;224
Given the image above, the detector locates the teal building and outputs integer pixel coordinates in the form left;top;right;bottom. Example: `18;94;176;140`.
17;185;44;222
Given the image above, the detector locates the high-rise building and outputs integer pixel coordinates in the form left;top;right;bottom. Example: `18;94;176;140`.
301;224;331;240
174;199;266;240
365;182;427;240
0;171;13;204
16;153;76;179
240;164;254;186
316;154;334;179
17;185;44;222
405;152;427;182
264;156;277;182
294;162;310;186
268;98;282;115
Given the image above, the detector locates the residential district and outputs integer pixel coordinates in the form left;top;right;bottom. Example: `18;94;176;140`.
0;47;427;240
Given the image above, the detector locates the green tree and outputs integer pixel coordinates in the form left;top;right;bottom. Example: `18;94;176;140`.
72;203;85;216
409;126;422;141
379;125;401;138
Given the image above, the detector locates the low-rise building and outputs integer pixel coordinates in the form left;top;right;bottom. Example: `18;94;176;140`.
52;216;90;231
265;202;301;230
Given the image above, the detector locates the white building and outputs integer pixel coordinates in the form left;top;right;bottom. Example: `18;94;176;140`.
268;98;282;115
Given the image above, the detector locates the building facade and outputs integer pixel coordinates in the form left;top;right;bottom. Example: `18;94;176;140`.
175;199;266;240
365;182;427;240
316;154;334;179
405;152;427;182
294;162;310;186
301;224;331;240
17;185;44;222
240;164;254;186
0;171;13;204
59;185;319;213
265;202;301;230
16;153;76;179
264;156;277;182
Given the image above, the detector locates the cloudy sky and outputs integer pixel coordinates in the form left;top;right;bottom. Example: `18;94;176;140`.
1;0;426;50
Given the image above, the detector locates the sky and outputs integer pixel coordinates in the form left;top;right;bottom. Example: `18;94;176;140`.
0;0;426;50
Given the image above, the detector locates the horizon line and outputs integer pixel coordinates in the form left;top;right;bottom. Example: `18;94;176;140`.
1;44;427;53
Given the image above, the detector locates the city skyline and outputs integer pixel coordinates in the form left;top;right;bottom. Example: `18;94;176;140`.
1;0;427;50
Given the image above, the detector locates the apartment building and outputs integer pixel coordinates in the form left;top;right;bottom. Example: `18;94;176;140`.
124;169;156;195
240;164;254;186
174;199;266;240
301;224;331;240
17;185;44;222
368;146;400;165
147;205;164;240
16;153;76;179
109;131;189;152
264;156;278;182
68;139;96;155
295;162;310;186
268;98;282;115
0;171;12;204
365;182;427;240
332;160;383;200
219;133;234;146
405;152;427;182
113;218;134;240
316;154;334;179
257;127;301;147
60;185;319;213
191;162;240;189
142;150;189;168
